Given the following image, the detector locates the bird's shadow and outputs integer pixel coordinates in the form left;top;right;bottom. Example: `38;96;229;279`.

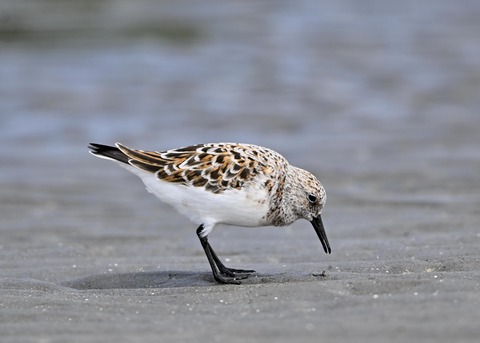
63;271;217;290
62;270;294;290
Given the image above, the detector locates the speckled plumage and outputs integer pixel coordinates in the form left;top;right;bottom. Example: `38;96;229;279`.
117;142;286;194
89;142;330;284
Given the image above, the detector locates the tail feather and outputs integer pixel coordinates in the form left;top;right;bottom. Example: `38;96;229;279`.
88;143;129;164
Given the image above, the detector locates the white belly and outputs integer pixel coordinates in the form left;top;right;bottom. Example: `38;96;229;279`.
124;165;270;228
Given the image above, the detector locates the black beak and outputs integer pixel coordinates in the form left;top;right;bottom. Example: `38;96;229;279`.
311;215;331;254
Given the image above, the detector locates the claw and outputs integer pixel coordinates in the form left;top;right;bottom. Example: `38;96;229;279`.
227;268;256;275
213;274;243;285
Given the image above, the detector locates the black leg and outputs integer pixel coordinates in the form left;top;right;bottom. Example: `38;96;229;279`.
209;246;256;276
196;225;254;284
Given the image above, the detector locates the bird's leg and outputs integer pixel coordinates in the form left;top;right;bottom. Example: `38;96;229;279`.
208;246;256;276
196;225;247;284
196;225;255;276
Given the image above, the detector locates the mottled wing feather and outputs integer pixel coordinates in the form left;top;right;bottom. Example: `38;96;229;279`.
116;142;287;194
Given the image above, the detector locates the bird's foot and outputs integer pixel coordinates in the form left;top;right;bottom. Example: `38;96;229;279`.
213;273;247;285
224;267;256;275
213;267;256;284
218;265;256;278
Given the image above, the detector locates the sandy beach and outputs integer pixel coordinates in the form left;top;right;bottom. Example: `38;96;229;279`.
1;1;479;342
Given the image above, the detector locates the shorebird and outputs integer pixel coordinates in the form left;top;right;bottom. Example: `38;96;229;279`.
88;142;330;284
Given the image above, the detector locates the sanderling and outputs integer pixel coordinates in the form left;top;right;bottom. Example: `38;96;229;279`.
88;142;330;284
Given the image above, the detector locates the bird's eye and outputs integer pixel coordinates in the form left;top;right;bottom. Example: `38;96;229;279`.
308;194;317;204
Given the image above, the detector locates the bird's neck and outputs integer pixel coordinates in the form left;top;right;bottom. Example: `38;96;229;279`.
264;165;299;227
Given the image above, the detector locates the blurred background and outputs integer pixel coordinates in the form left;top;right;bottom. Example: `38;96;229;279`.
1;1;480;341
1;0;480;252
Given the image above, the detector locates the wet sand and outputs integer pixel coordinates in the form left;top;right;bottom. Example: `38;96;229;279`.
1;1;480;342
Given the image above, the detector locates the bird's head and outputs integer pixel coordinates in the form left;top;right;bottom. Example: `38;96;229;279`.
285;166;331;254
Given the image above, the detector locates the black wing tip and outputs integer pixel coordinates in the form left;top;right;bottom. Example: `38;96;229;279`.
88;143;129;164
88;142;111;154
